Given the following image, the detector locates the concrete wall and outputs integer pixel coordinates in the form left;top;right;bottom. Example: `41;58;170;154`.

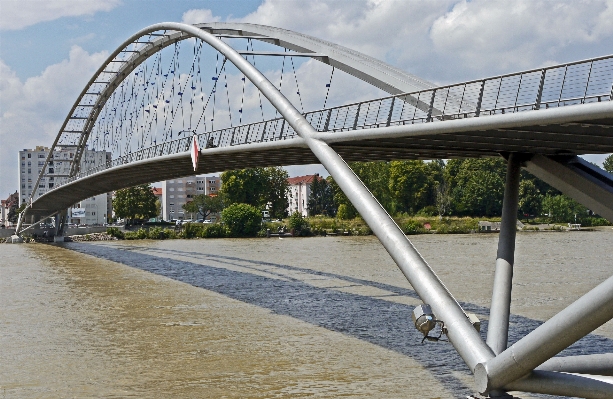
0;229;16;238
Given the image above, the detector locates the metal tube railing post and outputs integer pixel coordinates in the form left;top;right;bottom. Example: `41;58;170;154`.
475;80;486;117
352;103;361;130
475;274;613;393
323;109;332;131
582;61;594;103
426;90;436;122
386;97;395;126
486;153;521;355
534;69;547;110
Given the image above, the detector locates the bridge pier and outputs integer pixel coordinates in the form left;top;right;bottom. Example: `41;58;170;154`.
487;153;522;356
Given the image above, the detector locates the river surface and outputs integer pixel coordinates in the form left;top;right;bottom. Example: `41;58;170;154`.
1;230;612;398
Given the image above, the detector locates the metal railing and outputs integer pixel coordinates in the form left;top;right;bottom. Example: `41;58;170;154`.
48;54;613;191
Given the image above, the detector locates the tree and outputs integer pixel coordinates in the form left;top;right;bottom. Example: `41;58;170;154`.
221;203;262;237
112;184;157;224
388;160;431;214
328;176;357;218
604;154;613;174
542;194;587;223
518;180;542;218
7;201;21;224
183;194;223;220
435;178;451;220
264;167;290;219
307;176;335;216
447;158;506;216
220;167;289;219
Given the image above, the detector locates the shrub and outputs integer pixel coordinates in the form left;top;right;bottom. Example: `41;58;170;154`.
222;203;262;237
148;226;171;239
416;206;438;217
288;211;310;236
404;220;425;235
124;228;148;240
181;222;202;239
199;223;227;238
337;204;356;220
106;227;124;239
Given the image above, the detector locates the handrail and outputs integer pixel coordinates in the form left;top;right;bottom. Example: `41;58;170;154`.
38;54;613;195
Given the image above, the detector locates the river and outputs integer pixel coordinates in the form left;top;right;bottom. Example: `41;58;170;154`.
1;230;612;398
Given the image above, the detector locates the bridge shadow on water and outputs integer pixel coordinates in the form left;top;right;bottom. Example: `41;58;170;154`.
65;243;612;398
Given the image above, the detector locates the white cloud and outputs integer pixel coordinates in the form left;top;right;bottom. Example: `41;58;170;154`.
429;0;613;76
0;0;121;30
0;46;109;196
182;9;221;25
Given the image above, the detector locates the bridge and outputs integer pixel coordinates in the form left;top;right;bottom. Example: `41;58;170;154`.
16;22;613;398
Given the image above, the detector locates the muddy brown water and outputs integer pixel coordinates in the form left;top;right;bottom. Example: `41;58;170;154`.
2;229;612;398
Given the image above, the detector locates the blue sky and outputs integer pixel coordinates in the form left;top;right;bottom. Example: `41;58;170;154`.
1;0;612;196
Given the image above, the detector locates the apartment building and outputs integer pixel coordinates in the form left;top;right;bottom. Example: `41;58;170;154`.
18;145;112;225
161;175;220;221
287;174;321;217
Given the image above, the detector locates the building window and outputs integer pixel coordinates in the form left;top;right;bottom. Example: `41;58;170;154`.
170;195;174;198
38;154;45;158
210;187;216;191
49;183;54;188
169;188;174;191
27;169;31;173
169;203;174;206
27;154;31;158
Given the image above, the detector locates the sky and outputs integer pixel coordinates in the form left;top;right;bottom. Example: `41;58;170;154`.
1;0;612;197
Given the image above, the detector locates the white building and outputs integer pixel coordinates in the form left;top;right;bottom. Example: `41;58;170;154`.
18;145;112;225
287;174;321;217
161;175;220;221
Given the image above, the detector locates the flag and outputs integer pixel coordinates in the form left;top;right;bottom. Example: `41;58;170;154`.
191;135;200;171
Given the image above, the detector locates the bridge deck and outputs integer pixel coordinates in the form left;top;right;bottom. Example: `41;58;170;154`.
28;101;613;218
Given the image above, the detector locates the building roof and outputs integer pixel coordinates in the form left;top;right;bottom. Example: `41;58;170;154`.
287;174;322;186
152;187;163;196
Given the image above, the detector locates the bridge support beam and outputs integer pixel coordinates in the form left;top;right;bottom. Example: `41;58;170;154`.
305;137;495;371
525;154;613;223
475;274;613;395
54;210;67;241
487;153;522;358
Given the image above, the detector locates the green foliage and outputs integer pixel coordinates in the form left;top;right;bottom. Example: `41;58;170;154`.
518;180;542;218
106;227;124;239
221;203;262;237
199;223;227;238
336;204;356;220
180;223;201;239
416;205;438;217
388;160;432;214
288;211;310;236
307;176;335;216
404;220;425;235
447;158;506;216
328;177;357;218
604;154;613;174
183;194;224;220
542;194;588;223
124;228;148;240
220;167;288;219
7;201;20;223
113;184;157;222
